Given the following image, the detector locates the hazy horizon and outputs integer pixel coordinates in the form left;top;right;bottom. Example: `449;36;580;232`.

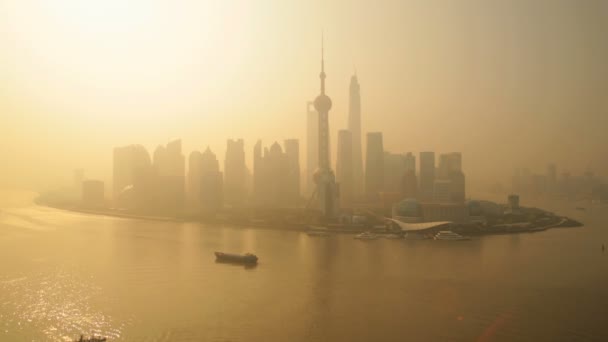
2;0;607;191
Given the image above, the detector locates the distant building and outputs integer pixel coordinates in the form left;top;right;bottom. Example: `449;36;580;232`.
348;73;364;199
336;130;354;208
82;180;104;208
224;139;247;207
253;141;291;207
200;148;223;211
437;152;462;179
404;152;416;173
436;152;465;203
284;139;301;206
306;101;318;196
419;152;435;201
392;198;469;223
153;139;186;212
384;152;406;193
508;194;520;210
113;144;154;210
365;132;384;200
449;170;466;203
433;179;452;203
421;203;469;222
253;140;264;203
401;169;418;199
187;151;204;207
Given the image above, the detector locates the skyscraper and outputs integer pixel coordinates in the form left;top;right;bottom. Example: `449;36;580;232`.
284;139;301;206
436;152;465;202
252;141;291;207
401;169;418;199
113;144;152;201
200;147;223;211
306;101;318;196
253;140;264;203
404;152;416;173
312;35;339;219
384;152;405;193
224;139;247;207
187;150;204;207
419;152;435;201
438;152;462;179
153;139;186;212
336;130;353;208
365;132;384;199
348;73;364;199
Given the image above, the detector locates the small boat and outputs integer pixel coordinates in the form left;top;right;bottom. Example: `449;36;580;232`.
354;231;379;240
433;231;470;241
74;335;107;342
215;252;258;264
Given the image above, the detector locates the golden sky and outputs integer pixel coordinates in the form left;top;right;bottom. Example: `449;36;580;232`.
1;0;607;190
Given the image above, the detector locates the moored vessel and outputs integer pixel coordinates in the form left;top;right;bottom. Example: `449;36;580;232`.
215;252;258;264
354;231;379;240
433;231;470;241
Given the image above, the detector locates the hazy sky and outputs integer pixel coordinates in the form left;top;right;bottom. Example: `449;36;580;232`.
1;0;607;190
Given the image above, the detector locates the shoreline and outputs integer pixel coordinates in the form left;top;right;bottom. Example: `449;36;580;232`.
38;201;583;237
38;202;311;232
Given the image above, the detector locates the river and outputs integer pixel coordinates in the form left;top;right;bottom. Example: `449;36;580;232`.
1;191;607;341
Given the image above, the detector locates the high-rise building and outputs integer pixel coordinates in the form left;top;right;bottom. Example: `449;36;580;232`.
348;73;364;199
449;171;466;202
336;130;353;208
284;139;301;206
200;147;223;211
306;101;318;196
224;139;247;207
436;152;465;202
187;151;204;207
419;152;435;201
153;139;186;211
365;132;384;199
433;179;452;203
384;152;405;193
252;141;291;207
312;35;339;219
401;169;418;199
404;152;416;173
113;144;154;209
253;140;264;203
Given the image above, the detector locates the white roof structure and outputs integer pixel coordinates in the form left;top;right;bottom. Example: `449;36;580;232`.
387;218;452;231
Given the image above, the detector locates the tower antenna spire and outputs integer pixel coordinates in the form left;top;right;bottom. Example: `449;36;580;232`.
322;30;324;72
320;31;326;94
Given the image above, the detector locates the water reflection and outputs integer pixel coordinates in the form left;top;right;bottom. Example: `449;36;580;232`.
0;202;607;341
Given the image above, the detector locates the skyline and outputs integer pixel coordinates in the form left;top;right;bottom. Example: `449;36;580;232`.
1;0;607;190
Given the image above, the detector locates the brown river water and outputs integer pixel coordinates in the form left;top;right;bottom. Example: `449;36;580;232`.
1;191;607;341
